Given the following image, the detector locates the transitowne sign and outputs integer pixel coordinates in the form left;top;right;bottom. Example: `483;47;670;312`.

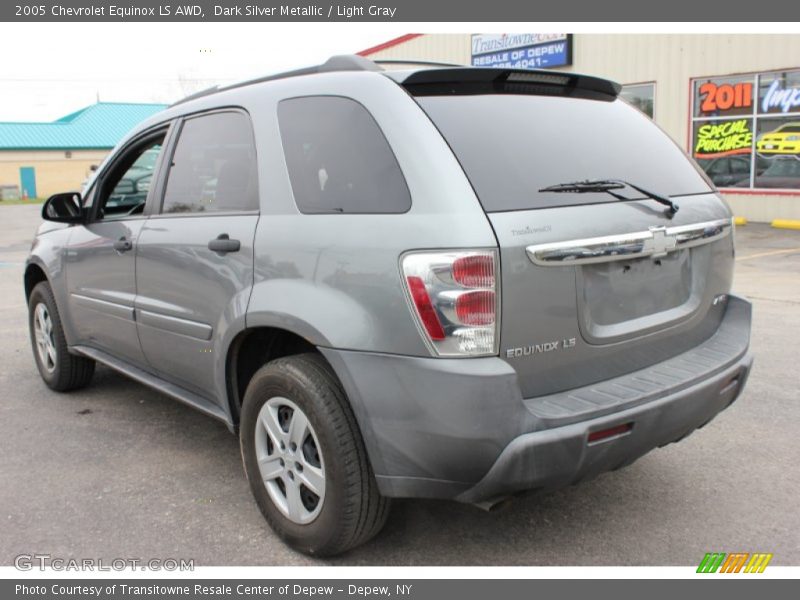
471;33;573;70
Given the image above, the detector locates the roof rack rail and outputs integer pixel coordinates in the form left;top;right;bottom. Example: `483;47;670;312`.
172;85;220;106
170;55;382;107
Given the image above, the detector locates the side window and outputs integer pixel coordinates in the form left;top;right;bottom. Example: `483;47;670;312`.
277;96;411;214
162;111;258;214
96;137;165;220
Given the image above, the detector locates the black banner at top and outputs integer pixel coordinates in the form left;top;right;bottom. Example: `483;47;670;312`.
2;0;799;22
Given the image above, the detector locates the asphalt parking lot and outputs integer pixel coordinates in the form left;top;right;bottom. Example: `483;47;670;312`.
1;204;798;566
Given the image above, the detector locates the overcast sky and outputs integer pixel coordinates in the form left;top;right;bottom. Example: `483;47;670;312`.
3;23;789;123
0;23;399;122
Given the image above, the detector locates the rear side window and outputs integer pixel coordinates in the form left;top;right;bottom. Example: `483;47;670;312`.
417;95;712;212
162;111;258;214
278;96;411;214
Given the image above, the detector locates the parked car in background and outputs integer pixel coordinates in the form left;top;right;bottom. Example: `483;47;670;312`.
695;156;752;187
736;156;800;189
25;56;753;556
756;122;800;156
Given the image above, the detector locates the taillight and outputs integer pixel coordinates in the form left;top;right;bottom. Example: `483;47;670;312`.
405;275;446;340
455;291;495;326
452;255;495;288
401;250;500;357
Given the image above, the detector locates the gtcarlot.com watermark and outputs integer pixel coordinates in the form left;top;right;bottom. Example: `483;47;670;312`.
14;553;194;571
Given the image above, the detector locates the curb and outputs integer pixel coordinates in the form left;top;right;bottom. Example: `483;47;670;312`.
771;219;800;231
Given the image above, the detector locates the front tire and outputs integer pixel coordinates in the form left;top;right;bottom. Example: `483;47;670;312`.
28;281;95;391
240;353;390;556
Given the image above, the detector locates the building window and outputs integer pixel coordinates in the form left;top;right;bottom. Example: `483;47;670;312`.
620;83;655;119
691;69;800;191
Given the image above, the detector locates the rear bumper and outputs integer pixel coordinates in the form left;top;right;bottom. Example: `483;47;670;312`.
456;351;752;503
320;295;752;503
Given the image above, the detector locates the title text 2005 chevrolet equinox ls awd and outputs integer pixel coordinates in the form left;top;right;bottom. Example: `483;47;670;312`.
25;56;752;556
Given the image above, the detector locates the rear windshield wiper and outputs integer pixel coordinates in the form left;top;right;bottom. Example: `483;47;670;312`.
538;179;679;217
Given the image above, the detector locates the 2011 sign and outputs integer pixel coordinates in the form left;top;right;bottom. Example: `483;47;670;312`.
698;82;754;113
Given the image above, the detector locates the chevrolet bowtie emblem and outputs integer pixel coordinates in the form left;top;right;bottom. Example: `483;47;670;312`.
647;226;678;258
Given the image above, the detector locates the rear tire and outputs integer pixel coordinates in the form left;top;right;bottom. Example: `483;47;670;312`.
28;281;95;392
240;353;390;556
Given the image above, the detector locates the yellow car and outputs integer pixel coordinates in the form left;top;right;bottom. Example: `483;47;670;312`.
756;122;800;156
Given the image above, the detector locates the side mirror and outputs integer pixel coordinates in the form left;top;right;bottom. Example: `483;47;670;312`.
42;192;84;224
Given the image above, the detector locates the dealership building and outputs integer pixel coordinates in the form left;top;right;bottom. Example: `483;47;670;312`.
0;102;166;199
360;34;800;223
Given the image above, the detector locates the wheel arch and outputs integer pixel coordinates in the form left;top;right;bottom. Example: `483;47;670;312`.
225;325;327;429
24;260;49;301
221;310;383;483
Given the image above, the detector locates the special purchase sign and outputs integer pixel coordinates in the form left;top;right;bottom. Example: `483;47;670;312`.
471;33;573;69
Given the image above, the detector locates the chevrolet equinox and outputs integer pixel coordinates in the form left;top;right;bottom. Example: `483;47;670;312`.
25;56;753;556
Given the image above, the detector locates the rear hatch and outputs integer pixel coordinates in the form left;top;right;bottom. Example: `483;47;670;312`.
406;69;735;398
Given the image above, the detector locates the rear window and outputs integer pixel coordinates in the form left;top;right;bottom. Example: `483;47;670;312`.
278;96;411;214
417;95;712;212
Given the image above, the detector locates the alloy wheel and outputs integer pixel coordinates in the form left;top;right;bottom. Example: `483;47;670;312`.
33;303;57;373
255;397;326;524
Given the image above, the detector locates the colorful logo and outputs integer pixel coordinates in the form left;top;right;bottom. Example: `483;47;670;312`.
761;80;800;114
697;552;773;573
694;119;754;158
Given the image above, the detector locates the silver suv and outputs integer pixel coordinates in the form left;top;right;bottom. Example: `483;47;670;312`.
25;56;753;556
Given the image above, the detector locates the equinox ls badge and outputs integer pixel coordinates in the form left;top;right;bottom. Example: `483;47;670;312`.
506;337;577;358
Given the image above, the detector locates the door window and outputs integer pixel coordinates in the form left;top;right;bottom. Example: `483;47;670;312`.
96;137;165;220
161;111;258;214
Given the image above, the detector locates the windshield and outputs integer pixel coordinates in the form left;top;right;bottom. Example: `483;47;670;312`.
417;94;712;212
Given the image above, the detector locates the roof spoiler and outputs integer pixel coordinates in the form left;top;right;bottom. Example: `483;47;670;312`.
170;55;620;107
388;68;621;100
